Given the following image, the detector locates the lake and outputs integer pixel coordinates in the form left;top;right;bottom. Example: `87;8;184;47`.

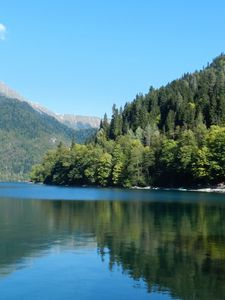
0;183;225;299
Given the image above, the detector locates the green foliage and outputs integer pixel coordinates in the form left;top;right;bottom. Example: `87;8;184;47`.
31;123;225;187
105;54;225;137
111;144;125;185
97;153;112;186
32;55;225;187
0;96;96;180
207;126;225;182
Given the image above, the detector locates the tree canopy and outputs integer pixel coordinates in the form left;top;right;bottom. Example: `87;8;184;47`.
31;54;225;187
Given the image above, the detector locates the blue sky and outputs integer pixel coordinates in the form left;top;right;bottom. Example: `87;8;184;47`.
0;0;225;117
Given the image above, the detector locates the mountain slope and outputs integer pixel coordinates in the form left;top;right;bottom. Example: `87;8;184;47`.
30;103;100;129
31;54;225;188
56;114;100;130
106;54;225;139
0;95;78;180
0;81;101;130
0;81;100;180
0;81;25;101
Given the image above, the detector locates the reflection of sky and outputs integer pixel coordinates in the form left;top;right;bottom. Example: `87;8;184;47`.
0;249;175;300
0;234;97;279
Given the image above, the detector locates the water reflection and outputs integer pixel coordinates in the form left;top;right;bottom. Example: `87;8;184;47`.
0;197;225;299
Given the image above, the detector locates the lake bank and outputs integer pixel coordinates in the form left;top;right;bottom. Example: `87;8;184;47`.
132;184;225;193
17;180;225;194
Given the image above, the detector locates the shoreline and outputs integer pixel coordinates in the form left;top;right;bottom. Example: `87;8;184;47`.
131;185;225;193
2;181;225;194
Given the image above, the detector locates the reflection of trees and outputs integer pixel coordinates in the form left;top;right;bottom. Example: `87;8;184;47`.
1;199;225;299
41;200;225;300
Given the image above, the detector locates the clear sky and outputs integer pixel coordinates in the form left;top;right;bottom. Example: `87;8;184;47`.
0;0;225;117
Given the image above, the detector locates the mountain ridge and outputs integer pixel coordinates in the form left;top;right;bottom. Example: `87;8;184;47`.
0;81;26;101
0;81;101;130
30;102;100;129
0;83;99;180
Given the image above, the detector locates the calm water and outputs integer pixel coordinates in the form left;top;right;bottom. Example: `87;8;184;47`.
0;183;225;299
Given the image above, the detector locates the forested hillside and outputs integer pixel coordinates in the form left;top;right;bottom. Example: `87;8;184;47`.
0;96;95;180
106;53;225;138
31;54;225;187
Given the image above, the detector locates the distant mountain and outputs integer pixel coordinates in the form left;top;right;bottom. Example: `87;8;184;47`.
30;102;101;129
0;95;73;180
0;82;25;101
0;82;99;180
0;82;101;129
56;114;101;130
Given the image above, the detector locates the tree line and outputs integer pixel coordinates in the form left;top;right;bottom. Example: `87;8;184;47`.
31;125;225;187
31;54;225;187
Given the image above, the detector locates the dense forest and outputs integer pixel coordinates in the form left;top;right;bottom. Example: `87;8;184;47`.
0;96;96;180
31;54;225;187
